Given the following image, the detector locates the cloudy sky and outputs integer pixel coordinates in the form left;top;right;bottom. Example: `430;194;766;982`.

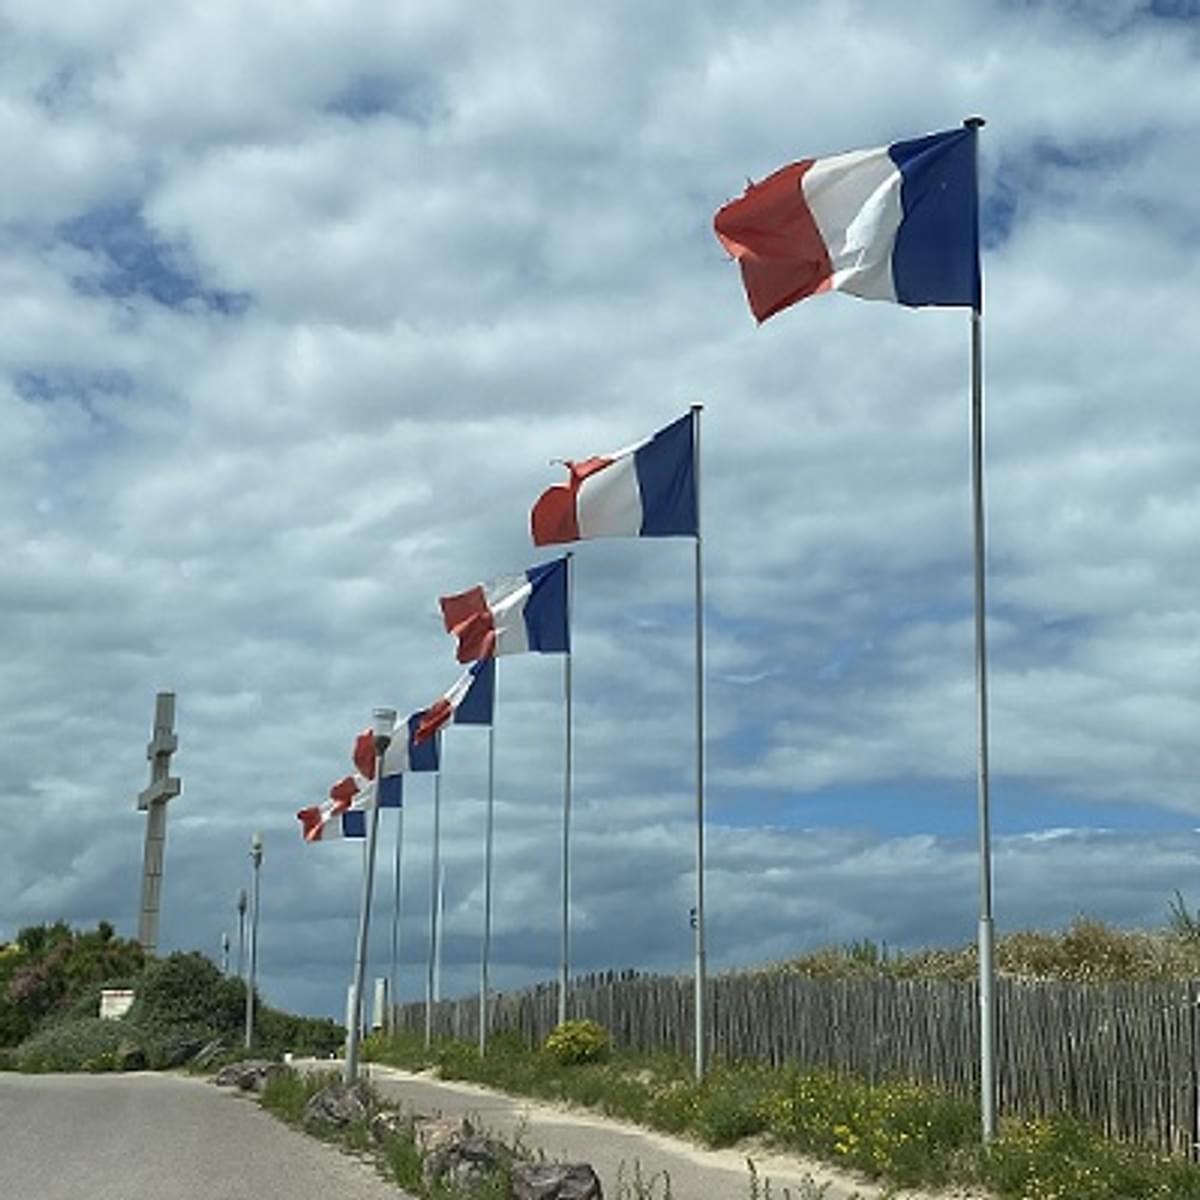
2;0;1198;1020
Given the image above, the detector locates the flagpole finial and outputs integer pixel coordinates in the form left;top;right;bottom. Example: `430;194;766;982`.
690;401;704;413
964;116;986;130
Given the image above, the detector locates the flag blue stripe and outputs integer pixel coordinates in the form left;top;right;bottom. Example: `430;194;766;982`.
407;712;440;771
378;774;404;807
889;127;980;309
523;557;570;653
454;658;495;725
634;412;698;538
342;810;367;838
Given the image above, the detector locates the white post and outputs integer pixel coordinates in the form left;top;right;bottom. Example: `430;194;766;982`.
691;403;707;1081
480;665;498;1055
964;115;996;1144
434;864;445;1003
425;765;442;1048
345;708;396;1083
244;832;263;1052
558;552;574;1028
389;803;405;1034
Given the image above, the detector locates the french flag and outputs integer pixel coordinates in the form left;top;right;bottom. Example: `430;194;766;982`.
531;413;697;547
297;801;367;842
439;558;569;664
297;776;374;843
413;659;495;745
713;126;980;323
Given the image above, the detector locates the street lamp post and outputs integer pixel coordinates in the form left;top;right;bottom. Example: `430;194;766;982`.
244;833;263;1052
345;707;396;1084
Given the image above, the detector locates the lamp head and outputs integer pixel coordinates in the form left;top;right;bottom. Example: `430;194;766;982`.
250;831;263;864
372;706;397;754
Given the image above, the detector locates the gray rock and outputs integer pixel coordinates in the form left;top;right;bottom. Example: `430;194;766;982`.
302;1081;371;1130
511;1161;603;1200
368;1108;408;1144
213;1059;284;1092
418;1118;513;1195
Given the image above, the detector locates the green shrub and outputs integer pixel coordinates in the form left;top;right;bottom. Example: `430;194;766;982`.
253;1006;345;1060
982;1115;1200;1200
544;1019;611;1065
126;952;245;1041
15;1017;138;1073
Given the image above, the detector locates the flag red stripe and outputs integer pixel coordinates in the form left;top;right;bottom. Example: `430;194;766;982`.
413;697;452;745
297;806;324;843
531;456;615;546
439;585;497;662
352;730;376;780
713;159;833;323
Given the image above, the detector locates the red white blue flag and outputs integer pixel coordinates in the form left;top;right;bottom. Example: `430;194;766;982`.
413;659;495;745
439;558;569;664
531;413;697;547
713;126;980;322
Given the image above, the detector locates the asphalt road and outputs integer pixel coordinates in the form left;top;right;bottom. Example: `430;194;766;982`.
300;1060;890;1200
0;1071;407;1200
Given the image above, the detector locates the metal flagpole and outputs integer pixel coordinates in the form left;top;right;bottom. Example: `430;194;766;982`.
558;552;574;1028
388;799;405;1034
963;115;996;1143
435;863;445;1002
691;403;707;1081
480;662;498;1055
345;708;395;1083
425;762;442;1048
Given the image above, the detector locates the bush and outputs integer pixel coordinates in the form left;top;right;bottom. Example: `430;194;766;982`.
15;1017;137;1073
254;1007;345;1060
543;1019;611;1065
126;952;245;1042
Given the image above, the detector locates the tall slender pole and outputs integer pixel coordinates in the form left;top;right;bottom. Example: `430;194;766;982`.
236;889;247;980
480;664;498;1055
345;709;395;1084
244;833;263;1052
434;864;445;1003
964;115;996;1143
425;765;442;1048
691;403;707;1081
388;803;404;1035
558;552;574;1027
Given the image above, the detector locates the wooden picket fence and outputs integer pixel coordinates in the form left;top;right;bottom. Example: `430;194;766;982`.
395;971;1200;1156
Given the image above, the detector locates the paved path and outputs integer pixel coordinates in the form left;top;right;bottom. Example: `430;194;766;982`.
0;1071;407;1200
299;1059;894;1200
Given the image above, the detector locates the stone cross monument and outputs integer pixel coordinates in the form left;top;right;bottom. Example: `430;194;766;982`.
136;692;181;955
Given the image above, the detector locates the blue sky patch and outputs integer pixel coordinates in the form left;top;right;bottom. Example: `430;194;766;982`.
59;203;251;314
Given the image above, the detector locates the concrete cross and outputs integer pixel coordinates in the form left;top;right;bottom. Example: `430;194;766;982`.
136;692;181;955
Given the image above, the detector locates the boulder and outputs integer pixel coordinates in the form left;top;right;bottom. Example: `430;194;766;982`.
415;1116;514;1195
369;1108;408;1144
302;1080;371;1130
511;1162;603;1200
213;1059;284;1092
